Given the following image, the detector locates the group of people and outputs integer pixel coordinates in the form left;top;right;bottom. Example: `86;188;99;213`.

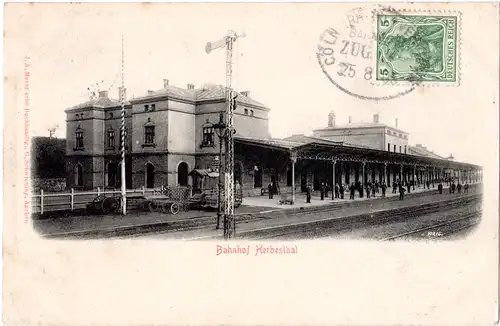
265;177;471;204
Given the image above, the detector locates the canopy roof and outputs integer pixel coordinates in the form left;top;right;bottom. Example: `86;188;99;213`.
234;137;481;170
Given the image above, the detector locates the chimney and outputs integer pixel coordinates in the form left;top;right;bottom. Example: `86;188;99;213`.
328;111;336;127
187;84;195;90
241;91;249;97
147;90;154;95
119;87;127;100
373;113;379;123
163;79;169;88
98;90;109;99
348;116;352;123
395;118;399;128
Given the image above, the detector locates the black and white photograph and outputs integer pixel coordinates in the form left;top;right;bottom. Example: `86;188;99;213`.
3;2;498;325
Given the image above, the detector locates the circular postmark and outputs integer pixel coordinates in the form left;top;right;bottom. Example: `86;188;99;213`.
317;5;421;101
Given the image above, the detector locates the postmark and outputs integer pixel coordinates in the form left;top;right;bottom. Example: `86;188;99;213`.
376;15;458;82
317;5;461;101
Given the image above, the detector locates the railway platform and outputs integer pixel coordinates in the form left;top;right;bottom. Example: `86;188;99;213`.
35;183;481;238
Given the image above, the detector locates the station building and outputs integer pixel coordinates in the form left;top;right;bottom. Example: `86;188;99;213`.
65;81;483;199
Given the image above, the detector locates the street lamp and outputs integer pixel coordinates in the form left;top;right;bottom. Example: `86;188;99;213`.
212;112;227;230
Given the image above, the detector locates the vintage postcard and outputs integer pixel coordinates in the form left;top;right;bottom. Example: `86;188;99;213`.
3;2;499;325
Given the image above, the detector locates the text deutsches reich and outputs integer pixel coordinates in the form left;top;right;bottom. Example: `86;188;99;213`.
216;244;298;256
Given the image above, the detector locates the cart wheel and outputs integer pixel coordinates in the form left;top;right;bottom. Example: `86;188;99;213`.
170;203;180;215
148;202;156;213
160;203;169;214
102;197;119;214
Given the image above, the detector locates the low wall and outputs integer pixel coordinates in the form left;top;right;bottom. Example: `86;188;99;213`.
32;178;67;193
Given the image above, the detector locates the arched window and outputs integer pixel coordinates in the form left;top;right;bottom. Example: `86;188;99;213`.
145;163;155;188
74;164;83;187
178;162;189;186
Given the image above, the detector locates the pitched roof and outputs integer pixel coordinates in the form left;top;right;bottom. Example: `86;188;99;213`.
408;145;444;159
67;96;132;111
234;135;303;150
283;134;371;149
314;122;408;134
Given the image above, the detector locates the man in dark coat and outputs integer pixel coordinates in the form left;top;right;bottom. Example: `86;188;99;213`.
457;182;462;193
438;183;443;194
464;183;469;194
399;184;406;200
320;183;325;200
339;183;345;199
392;181;397;194
381;182;387;198
426;180;430;190
451;182;456;193
335;183;340;199
407;181;411;194
349;183;355;200
306;185;312;203
268;183;273;199
366;183;371;198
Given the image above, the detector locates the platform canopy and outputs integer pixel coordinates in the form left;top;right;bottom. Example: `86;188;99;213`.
234;136;481;170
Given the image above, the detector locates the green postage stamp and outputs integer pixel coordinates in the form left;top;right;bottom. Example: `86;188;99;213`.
376;14;458;83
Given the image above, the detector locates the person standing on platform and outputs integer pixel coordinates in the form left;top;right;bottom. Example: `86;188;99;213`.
399;184;406;200
268;183;273;199
438;182;443;194
457;182;462;194
464;183;469;194
407;181;411;194
306;184;312;203
392;181;397;194
426;180;430;190
339;183;345;199
366;183;371;198
349;183;355;200
334;183;339;199
320;182;325;200
325;183;329;199
451;182;456;194
381;182;387;198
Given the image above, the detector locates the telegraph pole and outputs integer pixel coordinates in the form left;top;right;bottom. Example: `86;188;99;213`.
205;30;245;239
120;34;127;215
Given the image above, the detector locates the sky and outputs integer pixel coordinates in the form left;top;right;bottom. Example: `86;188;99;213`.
5;3;498;166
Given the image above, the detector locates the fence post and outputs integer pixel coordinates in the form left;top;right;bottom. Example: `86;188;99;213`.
97;187;101;196
40;189;44;215
70;188;75;211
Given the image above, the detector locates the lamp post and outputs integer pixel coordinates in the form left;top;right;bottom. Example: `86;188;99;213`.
213;112;227;230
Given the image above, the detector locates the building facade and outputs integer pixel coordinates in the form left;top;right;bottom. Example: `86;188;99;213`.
65;84;483;198
65;81;270;190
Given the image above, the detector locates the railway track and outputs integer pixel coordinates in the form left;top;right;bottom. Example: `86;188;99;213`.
189;194;482;240
381;211;481;241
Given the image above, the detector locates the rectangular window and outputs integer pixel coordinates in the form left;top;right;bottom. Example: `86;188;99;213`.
107;130;115;148
151;104;156;111
387;143;390;151
75;131;84;149
144;126;155;144
404;145;407;154
393;144;396;152
144;104;149;112
202;127;214;147
399;145;402;153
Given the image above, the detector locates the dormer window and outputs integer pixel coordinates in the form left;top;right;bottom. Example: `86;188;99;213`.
109;112;114;119
250;110;254;116
151;104;156;111
244;109;248;115
144;104;149;112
